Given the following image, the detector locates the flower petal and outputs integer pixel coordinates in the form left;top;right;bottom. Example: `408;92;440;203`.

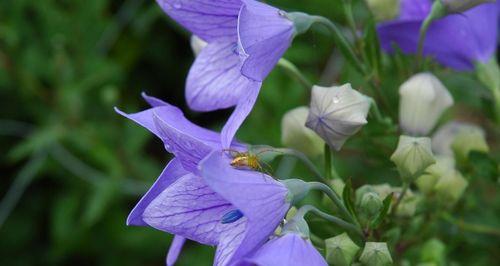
378;3;498;70
155;0;242;42
166;235;186;266
143;173;239;245
238;0;294;81
142;92;168;107
127;158;188;226
186;41;255;111
199;151;290;264
244;234;328;266
221;82;261;148
399;0;432;19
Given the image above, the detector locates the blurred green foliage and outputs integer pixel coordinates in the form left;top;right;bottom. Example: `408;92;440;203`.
0;0;499;265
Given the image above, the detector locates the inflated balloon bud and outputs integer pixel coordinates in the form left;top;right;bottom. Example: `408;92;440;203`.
416;156;455;194
359;192;383;218
434;170;468;206
451;126;489;164
325;233;360;266
306;84;371;151
365;0;400;21
281;106;324;157
359;242;393;266
420;238;446;266
391;136;436;180
399;73;453;136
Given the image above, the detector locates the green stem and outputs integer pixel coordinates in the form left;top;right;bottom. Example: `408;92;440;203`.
341;0;361;49
296;205;364;238
277;58;313;89
441;213;500;238
416;1;444;69
308;181;357;226
311;16;367;76
324;144;332;180
392;182;409;216
274;148;324;181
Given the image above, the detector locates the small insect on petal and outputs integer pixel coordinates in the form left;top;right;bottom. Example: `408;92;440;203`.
221;209;244;224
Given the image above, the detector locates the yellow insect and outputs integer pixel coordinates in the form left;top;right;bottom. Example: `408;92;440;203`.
223;148;274;174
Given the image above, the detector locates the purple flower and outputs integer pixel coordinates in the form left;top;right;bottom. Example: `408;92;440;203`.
155;0;295;147
116;94;290;265
242;233;328;266
377;0;498;70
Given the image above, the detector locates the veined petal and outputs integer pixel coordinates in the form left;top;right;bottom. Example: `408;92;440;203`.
399;0;432;19
244;233;328;266
378;3;498;70
127;158;188;226
238;0;294;81
166;235;186;266
141;92;168;107
221;82;261;149
143;173;240;245
186;41;254;111
155;0;242;42
199;151;291;265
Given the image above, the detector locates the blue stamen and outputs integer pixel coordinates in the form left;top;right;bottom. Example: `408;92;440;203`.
221;209;244;224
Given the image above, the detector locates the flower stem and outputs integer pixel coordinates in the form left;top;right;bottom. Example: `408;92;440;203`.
416;0;445;69
297;205;364;238
392;182;409;216
311;16;367;76
441;212;500;238
275;148;324;181
308;181;356;226
277;58;313;89
324;144;332;180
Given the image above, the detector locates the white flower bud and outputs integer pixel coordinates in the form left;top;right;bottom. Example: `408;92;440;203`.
360;242;393;266
325;233;360;266
190;35;207;57
441;0;494;14
434;170;468;206
431;121;483;156
392;188;420;217
365;0;400;21
416;156;455;194
399;73;453;136
281;106;324;157
306;84;371;151
451;126;489;164
391;136;436;180
360;192;383;218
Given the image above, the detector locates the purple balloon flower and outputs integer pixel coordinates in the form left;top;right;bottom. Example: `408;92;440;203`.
242;233;328;266
116;94;290;265
377;0;498;70
155;0;295;148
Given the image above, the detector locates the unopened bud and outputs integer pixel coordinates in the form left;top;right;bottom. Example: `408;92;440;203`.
306;84;371;151
282;179;311;205
432;121;483;156
281;106;324;157
451;126;489;164
360;242;393;266
393;188;420;217
420;238;446;265
391;136;436;180
365;0;400;21
434;170;468;206
416;156;455;194
325;233;360;266
360;192;383;217
399;73;453;136
190;35;207;56
286;12;315;35
441;0;494;14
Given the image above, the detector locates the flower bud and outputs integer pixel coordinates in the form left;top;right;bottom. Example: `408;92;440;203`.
393;188;420;217
360;192;383;218
325;232;360;266
359;242;393;266
282;179;311;205
420;238;446;266
451;126;489;164
281;106;324;157
441;0;494;14
365;0;400;21
416;156;455;194
391;136;436;180
399;73;453;136
286;12;315;35
432;121;483;156
190;35;207;56
306;84;371;151
434;170;468;206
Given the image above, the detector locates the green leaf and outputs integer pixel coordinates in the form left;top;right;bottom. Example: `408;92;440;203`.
342;179;357;220
370;193;393;229
81;179;119;227
467;151;498;181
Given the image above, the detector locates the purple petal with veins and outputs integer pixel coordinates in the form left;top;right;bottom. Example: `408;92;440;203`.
186;41;255;111
238;0;294;81
199;151;291;265
243;233;328;266
127;158;188;226
166;235;186;266
155;0;242;42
